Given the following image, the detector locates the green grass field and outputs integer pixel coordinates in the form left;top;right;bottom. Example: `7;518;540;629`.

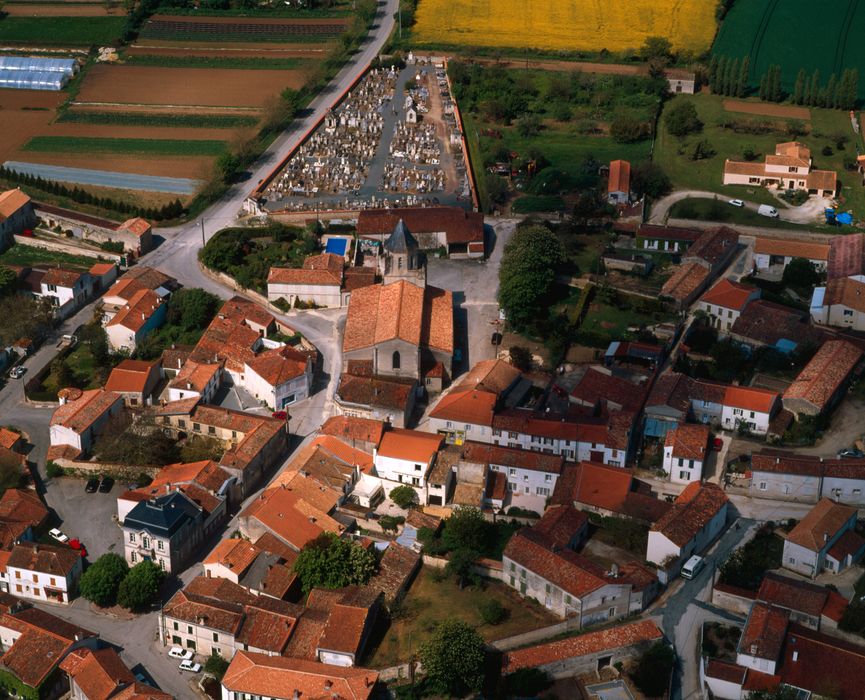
713;0;865;99
654;93;865;217
23;136;227;156
0;243;103;271
57;111;259;129
668;198;816;229
0;16;127;46
123;54;307;70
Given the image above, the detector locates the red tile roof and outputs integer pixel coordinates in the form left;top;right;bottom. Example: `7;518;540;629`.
685;226;738;267
118;218;151;237
42;267;82;288
700;278;757;311
268;253;344;287
459;440;564;475
222;651;378;700
455;359;522;395
0;489;48;528
651;482;728;547
0;428;20;451
757;572;829;618
88;262;116;276
739;602;790;661
106;288;162;332
319;416;385;447
337;373;415;411
827;529;865;562
376;428;442;463
661;262;709;302
755;237;830;261
502;620;663;674
570;368;646;412
343;281;453;354
823;276;865;313
49;389;122;434
59;647;134;700
0;188;30;219
531;504;588;548
705;658;746;684
785;498;857;551
105;359;159;395
240;485;343;551
608;159;630;195
204;538;261;575
723;385;778;413
429;388;496;426
664;423;709;461
779;623;865;699
783;340;863;412
247;345;308;386
357;206;483;245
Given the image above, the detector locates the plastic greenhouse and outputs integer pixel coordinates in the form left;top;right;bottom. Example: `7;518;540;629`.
0;56;77;91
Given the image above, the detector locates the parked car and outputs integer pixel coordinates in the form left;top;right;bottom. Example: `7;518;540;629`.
271;410;288;420
168;647;193;660
491;332;502;345
758;204;779;218
837;448;865;459
48;528;69;543
9;366;25;379
178;660;201;673
98;476;114;493
85;478;99;493
711;437;724;451
681;555;705;580
728;199;745;207
69;539;88;558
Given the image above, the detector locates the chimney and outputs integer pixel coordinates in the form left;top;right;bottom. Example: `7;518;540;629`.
750;644;757;655
792;651;799;662
824;532;829;543
324;680;333;692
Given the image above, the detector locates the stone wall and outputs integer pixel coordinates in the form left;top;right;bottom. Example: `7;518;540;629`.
13;233;121;263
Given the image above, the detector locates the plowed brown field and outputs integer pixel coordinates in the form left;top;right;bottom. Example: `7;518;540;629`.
2;3;117;15
126;44;327;58
0;90;63;161
77;64;307;107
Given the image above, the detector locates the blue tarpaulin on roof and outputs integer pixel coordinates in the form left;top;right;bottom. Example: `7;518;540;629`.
774;338;797;355
325;238;347;256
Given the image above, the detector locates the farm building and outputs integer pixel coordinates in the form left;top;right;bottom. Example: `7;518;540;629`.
607;160;631;205
665;69;696;94
35;203;153;257
0;56;78;91
0;189;36;250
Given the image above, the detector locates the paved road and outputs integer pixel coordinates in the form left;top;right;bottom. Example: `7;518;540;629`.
653;518;755;700
648;189;831;225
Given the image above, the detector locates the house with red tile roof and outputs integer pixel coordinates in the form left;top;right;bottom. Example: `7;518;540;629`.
569;367;648;413
635;223;702;253
60;646;169;700
203;537;300;602
646;482;729;578
0;489;48;551
99;267;176;324
683;227;739;272
318;416;385;452
33;266;95;320
729;298;824;353
373;429;443;504
749;449;865;506
267;252;348;308
723;142;837;196
6;542;84;604
357;206;484;258
607;159;631;205
810;275;865;331
88;262;118;293
0;598;97;698
782;339;863;417
48;388;124;458
660;261;710;310
753;237;830;272
720;385;779;436
697;278;760;332
782;498;865;577
736;602;790;675
166;358;222;404
0;188;35;248
334;371;417;428
551;461;671;524
221;651;378;700
105;288;167;352
757;571;848;632
104;359;162;406
501;619;663;680
662;423;709;483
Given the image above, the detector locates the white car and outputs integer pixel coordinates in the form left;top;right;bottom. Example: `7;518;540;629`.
168;647;193;660
9;366;25;379
178;660;202;673
48;528;69;543
728;199;745;207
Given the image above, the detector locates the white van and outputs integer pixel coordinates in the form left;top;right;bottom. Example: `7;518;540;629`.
681;555;705;580
758;204;779;218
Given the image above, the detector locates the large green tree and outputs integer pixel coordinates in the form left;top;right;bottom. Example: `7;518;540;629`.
117;560;164;611
442;506;491;553
498;225;563;332
293;533;376;593
664;100;702;137
0;267;16;297
631;642;676;697
419;618;486;695
0;295;53;347
165;288;220;333
79;553;129;607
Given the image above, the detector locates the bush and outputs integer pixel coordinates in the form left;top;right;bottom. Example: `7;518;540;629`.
664;100;702;137
389;485;418;509
477;598;508;625
205;654;229;681
632;642;676;696
822;145;834;156
379;515;405;532
293;532;377;593
508;346;533;372
610;113;649;143
46;461;65;478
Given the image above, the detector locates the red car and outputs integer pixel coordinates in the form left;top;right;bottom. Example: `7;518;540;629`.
69;539;87;557
272;411;288;420
712;437;724;451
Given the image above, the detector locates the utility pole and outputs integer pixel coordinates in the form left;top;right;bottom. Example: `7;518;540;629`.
200;219;205;247
398;2;402;40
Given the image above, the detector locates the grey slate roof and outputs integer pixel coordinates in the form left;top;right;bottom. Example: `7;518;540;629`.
384;219;419;254
124;490;202;538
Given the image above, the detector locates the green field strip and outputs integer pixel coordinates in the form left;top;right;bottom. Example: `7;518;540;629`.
22;136;227;156
122;53;307;69
0;16;126;45
57;111;259;128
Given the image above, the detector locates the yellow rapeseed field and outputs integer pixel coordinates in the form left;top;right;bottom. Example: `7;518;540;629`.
412;0;716;53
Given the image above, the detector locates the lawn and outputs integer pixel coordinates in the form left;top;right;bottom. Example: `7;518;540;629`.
573;292;676;349
0;243;102;271
364;566;557;667
23;136;227;157
30;342;116;402
668;198;814;229
654;93;865;217
713;0;865;100
0;17;127;46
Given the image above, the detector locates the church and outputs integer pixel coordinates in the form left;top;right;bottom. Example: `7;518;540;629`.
342;220;454;390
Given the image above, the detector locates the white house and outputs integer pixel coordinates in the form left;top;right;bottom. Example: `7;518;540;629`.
752;238;829;272
5;542;83;605
48;388;124;457
267;253;345;308
735;602;790;676
167;360;222;404
697;278;760;333
782;498;865;578
38;268;92;319
662;423;709;484
720;386;779;436
105;288;167;352
373;428;443;502
245;345;313;409
471;442;564;513
810;275;865;331
646;483;729;578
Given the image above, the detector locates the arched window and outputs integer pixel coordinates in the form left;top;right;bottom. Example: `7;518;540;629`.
392;351;401;370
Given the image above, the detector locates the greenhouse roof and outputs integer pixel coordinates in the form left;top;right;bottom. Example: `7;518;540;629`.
0;56;77;75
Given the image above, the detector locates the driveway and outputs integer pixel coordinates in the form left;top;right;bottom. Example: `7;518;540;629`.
43;476;124;561
649;189;832;225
